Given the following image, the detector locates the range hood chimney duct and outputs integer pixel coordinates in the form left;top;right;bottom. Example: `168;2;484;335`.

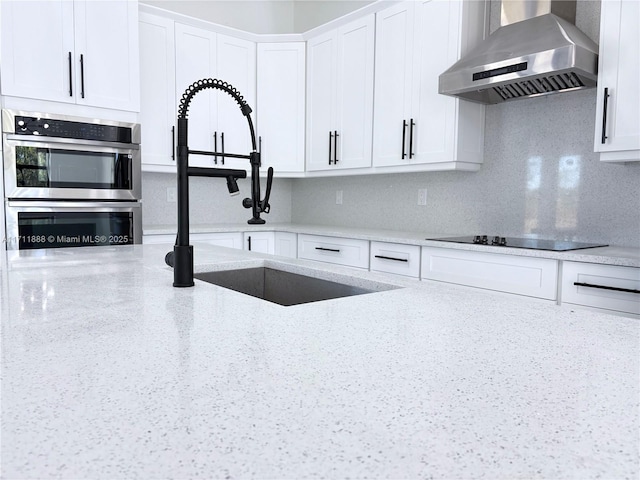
439;0;598;104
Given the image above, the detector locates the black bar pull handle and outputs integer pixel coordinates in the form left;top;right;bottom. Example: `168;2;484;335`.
315;247;340;253
601;87;610;144
374;255;408;263
409;118;415;159
68;52;73;96
328;131;333;165
213;132;218;164
401;120;407;159
259;135;262;154
334;130;339;164
221;131;225;165
171;126;175;161
574;282;639;295
79;54;85;98
247;235;252;251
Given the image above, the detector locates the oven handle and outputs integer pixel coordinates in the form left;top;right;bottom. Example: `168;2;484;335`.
3;134;140;150
7;200;142;209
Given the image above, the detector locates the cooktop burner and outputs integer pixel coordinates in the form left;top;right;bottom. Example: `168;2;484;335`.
426;235;608;252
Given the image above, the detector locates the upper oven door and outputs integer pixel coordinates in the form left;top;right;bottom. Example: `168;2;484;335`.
3;135;141;201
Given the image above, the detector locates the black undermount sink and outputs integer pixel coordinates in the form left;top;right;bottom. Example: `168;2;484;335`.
194;267;396;306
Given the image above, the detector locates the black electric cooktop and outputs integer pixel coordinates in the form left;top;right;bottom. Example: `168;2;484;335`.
426;235;608;252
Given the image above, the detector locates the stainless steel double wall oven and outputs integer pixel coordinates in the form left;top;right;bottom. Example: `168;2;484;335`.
2;110;142;250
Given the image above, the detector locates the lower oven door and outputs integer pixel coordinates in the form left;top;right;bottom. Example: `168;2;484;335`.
5;201;142;250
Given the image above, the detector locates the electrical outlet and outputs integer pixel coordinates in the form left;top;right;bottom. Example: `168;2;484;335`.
336;190;343;205
167;186;177;203
418;188;428;206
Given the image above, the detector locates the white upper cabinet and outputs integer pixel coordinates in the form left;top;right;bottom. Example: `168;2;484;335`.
1;0;140;112
139;13;176;167
594;0;640;162
174;24;256;170
216;34;257;162
256;42;306;174
373;0;486;171
306;15;375;172
175;24;218;164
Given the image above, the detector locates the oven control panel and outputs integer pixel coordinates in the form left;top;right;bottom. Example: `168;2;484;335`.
13;115;134;144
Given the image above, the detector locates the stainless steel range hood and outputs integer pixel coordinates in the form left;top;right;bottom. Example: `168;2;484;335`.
439;0;599;104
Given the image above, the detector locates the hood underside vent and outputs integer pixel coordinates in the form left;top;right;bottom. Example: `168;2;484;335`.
439;1;599;105
493;71;585;101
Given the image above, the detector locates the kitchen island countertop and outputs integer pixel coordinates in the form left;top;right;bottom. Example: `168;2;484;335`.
1;243;638;479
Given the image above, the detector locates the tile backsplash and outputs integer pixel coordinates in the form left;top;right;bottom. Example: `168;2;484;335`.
290;88;640;247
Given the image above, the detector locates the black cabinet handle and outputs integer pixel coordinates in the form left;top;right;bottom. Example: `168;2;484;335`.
334;130;339;164
247;236;252;251
171;126;175;161
401;120;407;159
221;132;225;165
601;87;610;144
328;131;333;165
574;282;639;294
68;52;73;96
315;247;340;253
213;132;218;164
79;54;85;98
409;118;415;159
374;255;408;262
259;136;262;154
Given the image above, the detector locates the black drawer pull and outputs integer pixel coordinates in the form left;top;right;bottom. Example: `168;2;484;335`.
574;282;640;294
315;247;340;253
375;255;408;263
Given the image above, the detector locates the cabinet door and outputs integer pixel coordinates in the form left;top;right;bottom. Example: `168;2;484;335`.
0;1;75;103
594;0;640;161
306;31;337;171
335;15;375;170
216;34;256;168
274;232;297;258
74;0;140;111
410;0;458;164
139;13;176;167
175;23;218;163
243;232;275;254
372;2;415;167
256;43;306;173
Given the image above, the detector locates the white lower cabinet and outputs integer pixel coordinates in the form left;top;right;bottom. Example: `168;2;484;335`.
370;241;420;278
274;232;297;258
560;261;640;316
143;232;243;249
421;247;558;300
298;234;369;269
243;231;275;254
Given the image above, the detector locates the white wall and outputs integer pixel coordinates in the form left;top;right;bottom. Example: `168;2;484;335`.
293;0;375;32
139;0;296;33
140;0;375;33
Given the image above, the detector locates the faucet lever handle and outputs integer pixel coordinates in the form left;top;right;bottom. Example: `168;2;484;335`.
261;167;273;213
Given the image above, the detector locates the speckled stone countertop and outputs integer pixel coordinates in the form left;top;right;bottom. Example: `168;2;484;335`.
144;223;640;267
1;244;638;479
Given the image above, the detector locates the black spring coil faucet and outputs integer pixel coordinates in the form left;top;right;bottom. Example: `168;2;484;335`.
166;79;274;287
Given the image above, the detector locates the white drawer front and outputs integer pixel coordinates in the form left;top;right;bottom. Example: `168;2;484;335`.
370;241;420;277
561;261;640;316
143;234;175;244
298;234;369;269
421;247;558;300
194;232;243;249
